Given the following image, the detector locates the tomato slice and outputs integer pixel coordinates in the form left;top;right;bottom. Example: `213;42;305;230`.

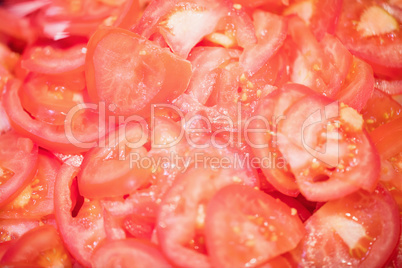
375;78;402;96
133;0;231;58
0;132;38;208
157;166;259;267
288;17;352;98
249;84;312;196
278;93;380;201
78;123;151;198
0;150;60;219
0;219;40;243
21;40;87;75
284;0;342;41
362;89;402;132
19;73;85;125
0;225;72;267
240;11;287;75
54;156;106;267
205;185;304;267
296;185;400;267
370;117;402;160
335;0;402;79
4;79;108;154
336;56;374;112
186;46;239;105
91;239;171;267
85;27;192;116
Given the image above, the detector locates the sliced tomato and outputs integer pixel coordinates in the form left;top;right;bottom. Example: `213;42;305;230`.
157;167;259;267
375;78;402;96
85;27;192;117
205;185;304;267
336;56;374;112
54;156;106;267
91;239;171;267
0;43;19;72
186;47;239;105
240;10;287;75
204;7;257;49
362;89;402;132
21;39;87;75
296;185;400;267
288;16;352;98
4;79;108;154
335;0;402;79
278;93;380;201
284;0;342;41
0;150;60;219
0;219;40;243
133;0;231;58
0;225;72;267
19;73;85;125
249;84;311;197
0;132;38;208
113;0;141;29
370;117;402;160
0;7;35;42
78;123;151;198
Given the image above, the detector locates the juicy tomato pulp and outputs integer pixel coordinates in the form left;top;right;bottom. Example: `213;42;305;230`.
0;0;401;267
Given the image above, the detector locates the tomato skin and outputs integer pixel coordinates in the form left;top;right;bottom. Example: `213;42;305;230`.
85;27;192;117
0;225;71;267
4;79;108;154
296;185;400;267
205;185;305;268
54;156;106;267
91;239;171;268
0;132;38;208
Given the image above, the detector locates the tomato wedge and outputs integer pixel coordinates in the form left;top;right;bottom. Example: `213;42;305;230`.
336;56;374;112
205;185;305;268
78;123;151;198
157;167;259;267
133;0;231;58
249;84;312;196
278;93;380;201
91;239;171;267
54;156;106;267
284;0;342;41
336;0;402;79
240;10;287;75
0;150;60;219
0;132;38;208
0;225;72;267
362;89;402;132
85;27;192;117
21;40;87;75
4;79;108;154
296;185;400;267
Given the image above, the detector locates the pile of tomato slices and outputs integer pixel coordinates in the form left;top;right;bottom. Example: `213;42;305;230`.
0;0;402;266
